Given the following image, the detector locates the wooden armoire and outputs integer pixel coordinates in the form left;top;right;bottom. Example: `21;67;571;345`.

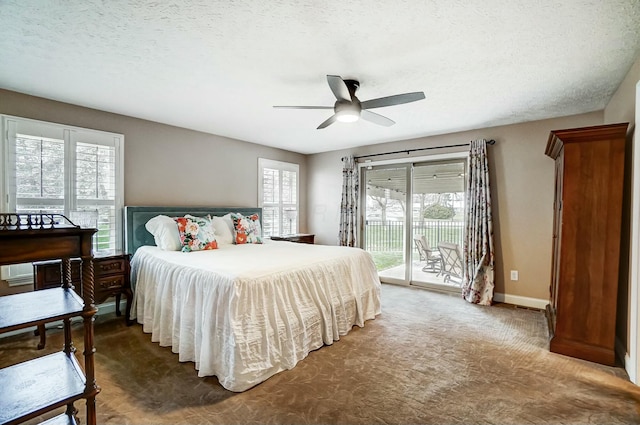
545;122;628;366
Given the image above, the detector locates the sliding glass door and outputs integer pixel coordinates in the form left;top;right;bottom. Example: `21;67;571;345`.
362;165;409;283
362;158;466;290
410;161;466;290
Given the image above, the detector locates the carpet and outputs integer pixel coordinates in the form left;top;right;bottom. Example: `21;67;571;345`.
2;283;638;424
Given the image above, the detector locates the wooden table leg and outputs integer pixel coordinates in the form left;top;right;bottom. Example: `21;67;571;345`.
36;324;47;350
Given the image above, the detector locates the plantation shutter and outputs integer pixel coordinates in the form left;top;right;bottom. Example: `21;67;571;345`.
2;116;124;284
12;134;66;215
258;159;299;237
3;120;67;282
261;166;280;236
73;132;122;252
281;169;297;234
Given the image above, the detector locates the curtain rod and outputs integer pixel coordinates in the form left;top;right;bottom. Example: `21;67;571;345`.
346;139;496;161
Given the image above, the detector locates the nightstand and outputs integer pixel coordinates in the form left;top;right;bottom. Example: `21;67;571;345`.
270;233;315;244
33;251;133;347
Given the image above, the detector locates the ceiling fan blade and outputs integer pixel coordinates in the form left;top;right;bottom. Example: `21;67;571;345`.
327;75;351;102
360;92;425;109
317;114;338;129
273;105;333;109
361;110;395;127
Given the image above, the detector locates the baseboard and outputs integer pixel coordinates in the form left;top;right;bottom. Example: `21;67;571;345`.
616;335;636;383
626;352;637;384
0;300;119;340
615;335;628;368
493;292;548;310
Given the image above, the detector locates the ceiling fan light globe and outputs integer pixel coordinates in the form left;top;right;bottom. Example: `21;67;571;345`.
336;110;360;123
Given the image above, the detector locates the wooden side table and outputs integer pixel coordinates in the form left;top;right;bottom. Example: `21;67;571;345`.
0;214;99;425
33;251;133;348
270;233;315;244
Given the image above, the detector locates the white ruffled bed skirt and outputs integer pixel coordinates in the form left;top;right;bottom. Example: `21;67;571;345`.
131;242;381;391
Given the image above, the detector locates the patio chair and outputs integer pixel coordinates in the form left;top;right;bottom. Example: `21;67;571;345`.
437;242;463;285
413;235;441;273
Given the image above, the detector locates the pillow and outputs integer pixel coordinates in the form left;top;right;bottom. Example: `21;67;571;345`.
174;214;218;252
145;215;181;251
210;215;234;245
231;213;263;244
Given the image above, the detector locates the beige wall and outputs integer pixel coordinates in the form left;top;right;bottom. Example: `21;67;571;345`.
0;89;308;209
604;55;640;361
0;82;630;306
307;111;604;302
0;89;308;294
605;56;640;126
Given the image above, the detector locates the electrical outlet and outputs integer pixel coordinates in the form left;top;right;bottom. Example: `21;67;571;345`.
510;270;519;281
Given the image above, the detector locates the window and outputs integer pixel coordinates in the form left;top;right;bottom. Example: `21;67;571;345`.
258;158;299;237
1;115;124;284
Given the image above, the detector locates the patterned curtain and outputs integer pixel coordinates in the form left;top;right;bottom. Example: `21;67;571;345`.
462;139;495;305
338;155;359;247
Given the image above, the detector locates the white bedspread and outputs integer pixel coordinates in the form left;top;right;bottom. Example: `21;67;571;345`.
130;241;381;391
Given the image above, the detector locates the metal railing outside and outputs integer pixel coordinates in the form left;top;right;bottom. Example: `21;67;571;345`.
364;220;464;252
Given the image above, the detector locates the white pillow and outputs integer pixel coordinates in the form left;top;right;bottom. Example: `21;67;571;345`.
145;215;181;251
211;214;234;245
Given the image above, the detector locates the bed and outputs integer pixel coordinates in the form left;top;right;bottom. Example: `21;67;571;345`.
125;206;381;392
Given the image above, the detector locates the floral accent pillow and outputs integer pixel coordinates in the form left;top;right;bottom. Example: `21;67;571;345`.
231;213;263;244
174;215;218;252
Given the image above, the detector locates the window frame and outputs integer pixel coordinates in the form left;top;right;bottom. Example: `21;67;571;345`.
1;115;125;285
258;158;300;237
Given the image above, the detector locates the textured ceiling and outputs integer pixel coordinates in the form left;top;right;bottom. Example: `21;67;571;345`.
1;1;639;154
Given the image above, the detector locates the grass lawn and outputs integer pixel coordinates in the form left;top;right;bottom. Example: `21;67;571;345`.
370;251;403;271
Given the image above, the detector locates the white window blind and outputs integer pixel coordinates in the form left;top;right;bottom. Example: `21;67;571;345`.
1;116;124;284
75;141;118;252
258;158;299;237
14;133;65;214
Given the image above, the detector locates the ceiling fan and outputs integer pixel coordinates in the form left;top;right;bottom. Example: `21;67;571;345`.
273;75;425;129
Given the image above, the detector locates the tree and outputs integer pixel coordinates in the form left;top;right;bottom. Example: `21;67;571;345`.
423;203;455;220
370;194;388;223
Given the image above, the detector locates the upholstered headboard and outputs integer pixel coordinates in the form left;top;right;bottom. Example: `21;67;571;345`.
124;206;262;255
